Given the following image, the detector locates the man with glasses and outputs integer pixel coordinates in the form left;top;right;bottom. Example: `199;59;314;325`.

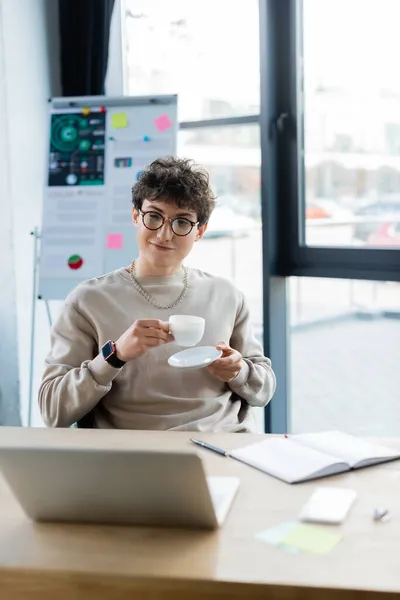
39;157;276;431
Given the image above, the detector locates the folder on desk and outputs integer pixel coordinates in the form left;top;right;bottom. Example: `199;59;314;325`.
230;431;400;484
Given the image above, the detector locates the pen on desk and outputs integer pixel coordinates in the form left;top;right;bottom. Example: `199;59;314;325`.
190;438;230;457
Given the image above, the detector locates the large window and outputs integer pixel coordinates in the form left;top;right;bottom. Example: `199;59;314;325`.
302;0;400;250
122;0;264;430
180;125;262;339
259;0;400;432
290;278;400;435
121;0;400;434
123;0;260;121
122;0;262;330
295;0;398;277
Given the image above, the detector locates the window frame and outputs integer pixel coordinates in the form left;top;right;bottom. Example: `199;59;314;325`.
119;0;400;434
120;0;267;428
262;0;400;283
260;0;400;433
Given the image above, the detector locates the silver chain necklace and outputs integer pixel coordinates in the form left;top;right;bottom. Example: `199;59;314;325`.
128;261;189;309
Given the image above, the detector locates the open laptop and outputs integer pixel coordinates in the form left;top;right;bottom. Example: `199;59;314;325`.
0;443;239;530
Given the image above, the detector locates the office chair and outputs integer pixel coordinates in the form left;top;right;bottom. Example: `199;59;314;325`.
76;410;95;428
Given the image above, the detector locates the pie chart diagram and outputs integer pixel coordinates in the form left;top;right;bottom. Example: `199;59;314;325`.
67;254;84;270
51;115;81;152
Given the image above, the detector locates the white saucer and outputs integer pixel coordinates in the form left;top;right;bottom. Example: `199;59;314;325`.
168;346;222;370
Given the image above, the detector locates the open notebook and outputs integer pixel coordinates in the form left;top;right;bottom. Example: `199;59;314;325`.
230;431;400;484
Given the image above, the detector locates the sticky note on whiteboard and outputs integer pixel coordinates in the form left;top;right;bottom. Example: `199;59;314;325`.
111;113;128;129
154;114;172;132
106;233;123;249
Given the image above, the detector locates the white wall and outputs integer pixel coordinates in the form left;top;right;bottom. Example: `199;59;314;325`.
0;1;19;424
0;0;60;425
0;0;124;427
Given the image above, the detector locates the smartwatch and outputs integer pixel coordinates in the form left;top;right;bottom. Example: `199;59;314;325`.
101;340;126;369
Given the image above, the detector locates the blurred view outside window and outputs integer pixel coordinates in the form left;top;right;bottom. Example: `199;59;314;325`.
123;0;260;121
122;0;400;434
303;0;400;248
290;278;400;435
179;126;263;342
123;1;262;331
123;0;263;428
293;0;400;435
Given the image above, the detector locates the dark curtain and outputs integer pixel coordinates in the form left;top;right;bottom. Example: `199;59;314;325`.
58;0;115;96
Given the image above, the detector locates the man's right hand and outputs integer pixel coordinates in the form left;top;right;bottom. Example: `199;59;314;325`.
115;319;174;362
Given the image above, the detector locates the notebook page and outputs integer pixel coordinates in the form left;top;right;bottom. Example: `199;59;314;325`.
230;438;349;483
293;431;400;468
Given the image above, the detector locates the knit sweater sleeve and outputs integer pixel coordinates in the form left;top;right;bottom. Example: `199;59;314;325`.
38;301;121;427
228;293;276;407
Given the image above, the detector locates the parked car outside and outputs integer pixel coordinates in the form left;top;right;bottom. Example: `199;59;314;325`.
353;200;400;242
366;221;400;247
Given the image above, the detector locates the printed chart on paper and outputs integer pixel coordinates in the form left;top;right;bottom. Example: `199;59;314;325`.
38;96;178;300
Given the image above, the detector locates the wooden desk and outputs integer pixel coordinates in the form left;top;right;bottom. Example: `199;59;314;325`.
0;427;400;600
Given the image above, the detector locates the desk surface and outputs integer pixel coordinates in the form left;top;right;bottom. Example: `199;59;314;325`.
0;427;400;600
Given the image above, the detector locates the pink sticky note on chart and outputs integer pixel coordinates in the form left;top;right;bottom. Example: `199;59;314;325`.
106;233;123;249
154;114;172;132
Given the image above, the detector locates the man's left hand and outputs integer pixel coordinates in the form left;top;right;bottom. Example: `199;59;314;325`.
207;342;244;383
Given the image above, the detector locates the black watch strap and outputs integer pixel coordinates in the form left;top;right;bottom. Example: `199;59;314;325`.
101;340;126;369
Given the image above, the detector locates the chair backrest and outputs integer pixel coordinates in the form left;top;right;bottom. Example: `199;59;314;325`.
76;411;95;428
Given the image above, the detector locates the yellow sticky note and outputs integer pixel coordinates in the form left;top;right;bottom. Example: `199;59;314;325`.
281;523;342;555
111;113;128;129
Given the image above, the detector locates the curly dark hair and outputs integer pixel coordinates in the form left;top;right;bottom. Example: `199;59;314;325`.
132;156;216;225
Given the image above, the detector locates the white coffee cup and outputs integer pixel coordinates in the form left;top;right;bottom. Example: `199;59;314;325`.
169;315;205;347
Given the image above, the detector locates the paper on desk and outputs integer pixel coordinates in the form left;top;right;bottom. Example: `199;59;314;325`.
255;521;342;555
281;523;342;554
255;521;299;553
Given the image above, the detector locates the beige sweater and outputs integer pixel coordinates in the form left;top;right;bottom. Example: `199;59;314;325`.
39;267;276;432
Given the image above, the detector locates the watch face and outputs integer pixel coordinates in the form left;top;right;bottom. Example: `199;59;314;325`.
102;340;114;361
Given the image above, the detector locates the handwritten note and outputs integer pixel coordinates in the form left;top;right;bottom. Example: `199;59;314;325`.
111;113;128;129
154;114;172;133
106;233;123;250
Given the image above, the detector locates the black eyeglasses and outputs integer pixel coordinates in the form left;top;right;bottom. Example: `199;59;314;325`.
139;210;198;237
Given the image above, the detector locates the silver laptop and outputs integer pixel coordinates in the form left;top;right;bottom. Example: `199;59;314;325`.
0;443;239;529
